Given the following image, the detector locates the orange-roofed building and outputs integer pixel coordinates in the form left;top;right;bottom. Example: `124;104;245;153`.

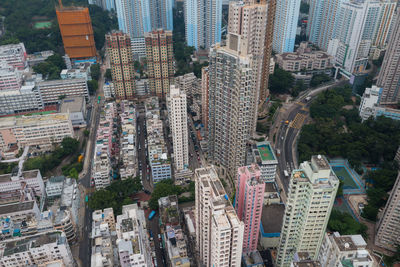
56;2;96;59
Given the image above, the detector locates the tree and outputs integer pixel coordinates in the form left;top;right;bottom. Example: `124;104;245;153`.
269;67;294;94
105;69;112;80
33;54;65;80
61;137;79;155
149;179;181;210
90;64;101;81
69;168;79;179
310;73;331;87
300;2;310;14
87;80;98;95
328;209;368;239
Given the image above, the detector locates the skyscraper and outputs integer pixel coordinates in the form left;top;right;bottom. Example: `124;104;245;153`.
276;155;339;267
272;0;301;53
195;166;244;267
371;0;397;53
201;67;209;132
260;0;276;106
56;3;96;59
228;0;268;130
375;171;400;251
377;7;400;105
184;0;222;49
307;0;343;51
208;42;255;177
145;30;175;98
89;0;116;11
106;32;135;99
167;85;189;172
150;0;173;31
235;164;265;253
115;0;151;38
327;0;382;74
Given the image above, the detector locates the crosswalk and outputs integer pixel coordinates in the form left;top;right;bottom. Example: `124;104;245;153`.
290;113;307;129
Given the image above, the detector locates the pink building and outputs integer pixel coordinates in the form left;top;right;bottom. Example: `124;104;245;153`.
235;164;265;252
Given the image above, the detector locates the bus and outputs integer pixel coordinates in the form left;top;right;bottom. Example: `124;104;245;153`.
85;195;89;202
284;170;289;177
97;96;101;104
148;210;156;220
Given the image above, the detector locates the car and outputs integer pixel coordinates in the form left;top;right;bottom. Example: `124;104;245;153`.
198;156;200;160
160;243;163;249
158;234;161;240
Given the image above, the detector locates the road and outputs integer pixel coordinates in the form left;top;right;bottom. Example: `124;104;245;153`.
273;80;348;195
77;56;107;267
148;214;167;266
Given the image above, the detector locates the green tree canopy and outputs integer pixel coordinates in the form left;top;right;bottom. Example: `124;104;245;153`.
268;67;294;94
149;179;181;210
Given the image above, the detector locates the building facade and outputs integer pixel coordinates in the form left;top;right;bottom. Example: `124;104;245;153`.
307;0;343;51
376;7;400;105
272;0;301;53
375;171;400;251
235;164;265;253
0;231;74;267
167;85;189;172
0;63;22;91
0;85;43;116
145;30;175;98
0;113;74;152
327;0;382;75
318;232;375;267
208;43;255;177
106;32;136;99
195;166;244;267
201;67;209;132
276;155;339;267
115;0;151;39
184;0;222;49
0;43;27;70
37;78;89;105
251;141;278;182
56;5;96;59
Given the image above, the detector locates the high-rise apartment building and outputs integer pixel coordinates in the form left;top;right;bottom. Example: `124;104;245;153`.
375;171;400;251
201;67;209;132
272;0;301;53
145;30;175;98
307;0;343;51
106;32;135;99
150;0;173;31
184;0;222;49
371;0;397;52
377;7;400;105
167;85;189;172
208;42;255;177
56;4;96;59
115;0;151;38
276;155;339;267
260;0;276;106
327;0;382;75
195;166;244;267
89;0;116;11
228;0;268;130
235;164;265;253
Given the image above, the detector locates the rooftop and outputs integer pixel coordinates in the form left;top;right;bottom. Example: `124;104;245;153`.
0;113;70;128
255;141;277;163
261;204;285;234
60;96;85;113
0;201;35;215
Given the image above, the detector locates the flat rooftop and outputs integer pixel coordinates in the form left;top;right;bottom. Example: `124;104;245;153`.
255;141;277;162
261;204;285;234
265;182;277;193
0;113;69;128
0;201;35;215
60;96;85;113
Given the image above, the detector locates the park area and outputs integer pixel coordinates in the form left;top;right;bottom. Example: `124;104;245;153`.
330;159;366;195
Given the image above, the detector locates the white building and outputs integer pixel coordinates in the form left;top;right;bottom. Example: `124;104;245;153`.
327;0;382;75
184;0;222;49
276;155;339;267
195;166;244;267
359;85;381;121
273;0;301;53
0;43;27;70
167;85;189;172
103;82;115;100
131;37;146;60
175;72;199;97
60;65;91;80
252;141;278;182
37;78;89;105
135;79;148;96
318;232;376;267
0;83;44;116
0;62;22;91
0;169;45;197
116;204;153;267
0;231;75;267
59;96;87;128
